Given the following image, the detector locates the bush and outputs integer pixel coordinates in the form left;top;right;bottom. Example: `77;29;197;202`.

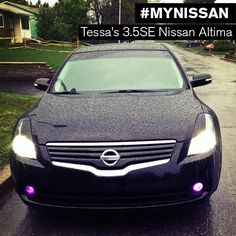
202;40;213;46
0;39;11;47
213;40;235;52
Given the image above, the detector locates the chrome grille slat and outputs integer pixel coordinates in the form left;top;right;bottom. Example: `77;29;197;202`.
47;140;176;146
50;153;172;163
47;143;175;152
50;149;172;159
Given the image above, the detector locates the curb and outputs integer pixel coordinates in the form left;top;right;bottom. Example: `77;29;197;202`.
0;165;13;194
220;57;236;64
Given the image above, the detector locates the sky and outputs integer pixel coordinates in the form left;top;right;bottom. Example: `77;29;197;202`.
29;0;236;6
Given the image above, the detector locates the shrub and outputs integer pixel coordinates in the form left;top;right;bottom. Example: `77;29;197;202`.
213;40;235;52
0;39;11;47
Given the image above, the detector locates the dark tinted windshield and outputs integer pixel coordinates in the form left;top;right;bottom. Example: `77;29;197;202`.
51;50;185;93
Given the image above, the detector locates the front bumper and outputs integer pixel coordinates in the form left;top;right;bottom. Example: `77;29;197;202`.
10;143;221;210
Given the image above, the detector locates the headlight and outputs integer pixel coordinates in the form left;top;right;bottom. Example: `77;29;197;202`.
187;114;216;156
12;135;37;159
12;118;37;159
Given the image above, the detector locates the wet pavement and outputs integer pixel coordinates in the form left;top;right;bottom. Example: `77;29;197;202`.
1;44;236;236
0;80;43;96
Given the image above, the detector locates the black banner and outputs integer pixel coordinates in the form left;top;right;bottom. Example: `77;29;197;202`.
79;24;236;40
135;4;236;23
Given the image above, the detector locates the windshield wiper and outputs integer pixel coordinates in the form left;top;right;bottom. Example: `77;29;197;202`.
102;89;160;94
53;91;79;94
53;88;79;94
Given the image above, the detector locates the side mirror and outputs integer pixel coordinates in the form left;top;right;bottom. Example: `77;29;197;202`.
34;78;50;91
191;74;212;88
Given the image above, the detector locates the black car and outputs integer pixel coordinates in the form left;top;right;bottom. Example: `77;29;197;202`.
10;43;222;209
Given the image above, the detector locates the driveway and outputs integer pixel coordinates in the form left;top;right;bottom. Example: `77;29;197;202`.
0;80;43;96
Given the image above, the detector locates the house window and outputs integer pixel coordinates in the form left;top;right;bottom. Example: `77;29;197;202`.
0;14;4;28
21;16;29;30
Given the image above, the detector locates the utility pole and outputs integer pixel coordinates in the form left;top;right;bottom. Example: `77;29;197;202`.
118;0;121;43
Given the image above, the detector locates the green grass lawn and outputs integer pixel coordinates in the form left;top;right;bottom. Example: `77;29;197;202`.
0;47;73;70
0;92;40;169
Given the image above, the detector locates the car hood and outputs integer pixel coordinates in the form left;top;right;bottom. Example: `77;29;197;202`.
29;90;203;144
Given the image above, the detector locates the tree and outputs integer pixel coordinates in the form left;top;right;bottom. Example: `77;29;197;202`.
56;0;90;40
36;3;55;40
35;0;41;7
102;0;147;24
36;0;147;40
36;0;90;41
184;0;215;3
89;0;111;24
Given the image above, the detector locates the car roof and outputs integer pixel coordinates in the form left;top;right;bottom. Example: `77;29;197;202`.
74;43;169;54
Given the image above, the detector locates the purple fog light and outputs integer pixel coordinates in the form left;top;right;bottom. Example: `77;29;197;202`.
25;185;36;196
192;182;203;193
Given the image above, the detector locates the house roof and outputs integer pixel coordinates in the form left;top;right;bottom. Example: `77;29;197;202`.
3;1;39;14
0;3;33;16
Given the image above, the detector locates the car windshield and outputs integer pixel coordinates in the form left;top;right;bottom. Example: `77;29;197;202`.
51;50;185;93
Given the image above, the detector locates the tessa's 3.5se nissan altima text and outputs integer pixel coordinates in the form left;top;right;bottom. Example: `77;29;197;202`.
10;43;222;209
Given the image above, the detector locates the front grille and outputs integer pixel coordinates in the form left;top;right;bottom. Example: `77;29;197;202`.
46;140;176;168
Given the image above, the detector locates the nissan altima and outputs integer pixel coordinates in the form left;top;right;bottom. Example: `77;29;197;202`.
10;43;222;209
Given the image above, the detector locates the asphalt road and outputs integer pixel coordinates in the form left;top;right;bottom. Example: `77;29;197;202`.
1;44;236;236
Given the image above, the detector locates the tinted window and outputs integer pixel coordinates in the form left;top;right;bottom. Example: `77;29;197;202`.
0;14;4;28
52;50;185;93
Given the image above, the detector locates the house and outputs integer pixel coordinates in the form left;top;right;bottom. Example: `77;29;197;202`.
2;1;39;38
0;2;38;44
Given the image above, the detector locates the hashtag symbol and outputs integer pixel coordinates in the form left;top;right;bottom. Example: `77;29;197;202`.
140;8;149;19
